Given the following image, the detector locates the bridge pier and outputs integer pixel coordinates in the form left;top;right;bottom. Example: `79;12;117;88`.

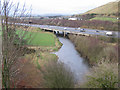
53;30;54;33
64;31;66;37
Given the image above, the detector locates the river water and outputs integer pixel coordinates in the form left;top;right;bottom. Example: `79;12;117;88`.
55;37;89;83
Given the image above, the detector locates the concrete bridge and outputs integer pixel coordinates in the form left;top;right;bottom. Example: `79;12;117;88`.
41;27;91;37
15;23;119;38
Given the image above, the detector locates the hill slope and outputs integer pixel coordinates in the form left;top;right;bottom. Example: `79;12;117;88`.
84;0;120;14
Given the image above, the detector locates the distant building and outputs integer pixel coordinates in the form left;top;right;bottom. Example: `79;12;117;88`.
117;17;119;20
68;18;77;20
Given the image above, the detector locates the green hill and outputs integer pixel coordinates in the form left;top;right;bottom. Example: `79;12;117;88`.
84;0;120;15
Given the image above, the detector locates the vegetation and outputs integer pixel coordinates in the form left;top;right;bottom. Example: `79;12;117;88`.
84;0;119;15
80;61;118;88
41;60;75;88
69;35;118;88
14;27;64;88
90;17;118;22
0;0;62;88
16;29;56;46
0;0;35;87
97;35;118;43
68;35;118;65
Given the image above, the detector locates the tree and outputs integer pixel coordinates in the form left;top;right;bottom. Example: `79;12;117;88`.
0;0;32;88
41;60;75;88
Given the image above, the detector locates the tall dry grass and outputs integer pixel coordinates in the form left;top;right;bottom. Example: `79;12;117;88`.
68;35;118;65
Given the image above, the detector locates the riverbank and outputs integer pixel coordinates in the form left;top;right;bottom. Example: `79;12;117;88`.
11;27;63;88
68;34;118;88
68;34;118;66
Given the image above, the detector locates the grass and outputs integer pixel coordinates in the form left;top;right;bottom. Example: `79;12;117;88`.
16;30;56;46
90;17;118;22
84;1;118;15
0;27;61;50
0;26;57;47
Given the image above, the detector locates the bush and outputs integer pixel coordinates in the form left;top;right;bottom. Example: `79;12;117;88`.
99;46;118;63
69;35;118;65
69;35;104;65
98;36;118;43
81;61;118;88
41;60;75;88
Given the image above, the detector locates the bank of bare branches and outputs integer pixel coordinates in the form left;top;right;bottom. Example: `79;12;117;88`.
0;0;32;88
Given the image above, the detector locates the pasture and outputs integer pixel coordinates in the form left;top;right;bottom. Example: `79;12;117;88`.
16;30;56;46
90;17;118;22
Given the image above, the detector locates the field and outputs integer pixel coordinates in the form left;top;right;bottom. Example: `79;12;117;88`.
18;31;56;46
0;26;57;46
90;17;118;22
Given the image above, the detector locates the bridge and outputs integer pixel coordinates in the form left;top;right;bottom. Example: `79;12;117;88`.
16;23;119;38
42;27;91;37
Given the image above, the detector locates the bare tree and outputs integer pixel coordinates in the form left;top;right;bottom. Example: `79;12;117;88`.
0;0;2;88
0;0;33;88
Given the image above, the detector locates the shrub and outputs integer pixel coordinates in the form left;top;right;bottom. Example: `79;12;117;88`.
69;35;104;65
41;60;75;88
98;36;118;43
69;35;118;65
81;61;118;88
99;46;118;63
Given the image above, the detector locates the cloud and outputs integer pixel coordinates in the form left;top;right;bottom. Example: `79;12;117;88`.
10;0;116;15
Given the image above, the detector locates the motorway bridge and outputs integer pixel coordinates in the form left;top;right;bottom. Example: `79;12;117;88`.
17;23;119;38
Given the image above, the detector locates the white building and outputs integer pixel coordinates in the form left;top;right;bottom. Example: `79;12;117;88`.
68;18;77;20
117;17;119;20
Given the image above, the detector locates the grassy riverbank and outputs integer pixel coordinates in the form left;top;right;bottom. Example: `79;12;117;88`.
10;27;64;88
68;34;118;88
22;27;62;69
16;27;62;51
16;28;59;46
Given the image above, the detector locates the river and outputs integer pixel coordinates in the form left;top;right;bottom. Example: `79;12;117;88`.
54;37;89;83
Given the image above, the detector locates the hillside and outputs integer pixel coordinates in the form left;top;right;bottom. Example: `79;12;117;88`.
84;0;120;15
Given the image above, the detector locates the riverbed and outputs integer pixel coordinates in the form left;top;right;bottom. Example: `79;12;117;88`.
54;37;89;83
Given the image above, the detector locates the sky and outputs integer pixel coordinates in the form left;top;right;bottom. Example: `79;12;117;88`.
11;0;116;16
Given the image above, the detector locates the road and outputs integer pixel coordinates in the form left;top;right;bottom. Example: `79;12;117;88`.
17;23;119;38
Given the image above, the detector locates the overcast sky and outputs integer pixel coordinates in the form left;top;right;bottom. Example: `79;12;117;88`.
12;0;116;16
